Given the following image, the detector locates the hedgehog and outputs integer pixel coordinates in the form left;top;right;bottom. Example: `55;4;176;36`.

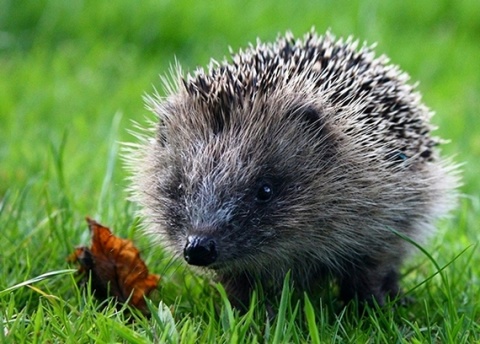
127;30;459;309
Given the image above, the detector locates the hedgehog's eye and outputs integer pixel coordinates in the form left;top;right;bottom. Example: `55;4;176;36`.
255;183;273;203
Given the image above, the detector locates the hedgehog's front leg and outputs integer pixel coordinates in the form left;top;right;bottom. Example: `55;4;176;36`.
339;265;400;307
218;272;256;310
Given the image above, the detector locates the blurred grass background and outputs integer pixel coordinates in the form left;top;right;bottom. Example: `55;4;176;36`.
0;0;479;341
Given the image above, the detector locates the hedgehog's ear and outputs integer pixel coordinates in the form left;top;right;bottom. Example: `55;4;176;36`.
299;107;322;126
286;105;324;130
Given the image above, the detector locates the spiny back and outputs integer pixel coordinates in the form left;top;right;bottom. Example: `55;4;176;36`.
178;31;436;166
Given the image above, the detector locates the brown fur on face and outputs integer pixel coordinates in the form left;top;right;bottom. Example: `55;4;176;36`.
126;30;459;308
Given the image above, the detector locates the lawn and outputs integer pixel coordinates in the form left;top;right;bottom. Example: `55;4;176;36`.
1;0;479;342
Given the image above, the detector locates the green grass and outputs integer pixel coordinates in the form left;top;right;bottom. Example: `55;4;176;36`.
1;0;479;342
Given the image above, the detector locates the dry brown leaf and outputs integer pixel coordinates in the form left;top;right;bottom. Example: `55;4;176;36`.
69;217;160;313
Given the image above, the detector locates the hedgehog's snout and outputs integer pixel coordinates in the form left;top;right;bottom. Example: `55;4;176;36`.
184;235;218;266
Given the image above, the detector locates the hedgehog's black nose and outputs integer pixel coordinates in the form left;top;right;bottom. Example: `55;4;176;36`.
184;235;217;266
